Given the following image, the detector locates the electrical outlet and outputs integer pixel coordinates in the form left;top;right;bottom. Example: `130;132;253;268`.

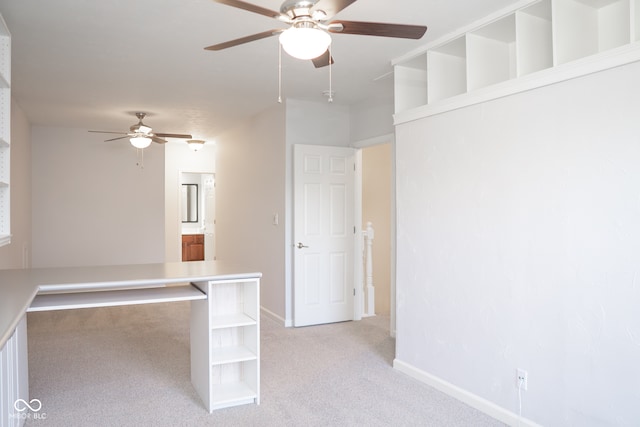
517;369;528;391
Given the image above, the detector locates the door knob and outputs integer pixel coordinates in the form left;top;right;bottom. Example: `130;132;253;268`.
297;242;309;249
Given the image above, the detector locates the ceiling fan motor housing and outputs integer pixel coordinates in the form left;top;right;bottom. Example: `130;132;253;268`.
280;0;322;21
130;112;152;134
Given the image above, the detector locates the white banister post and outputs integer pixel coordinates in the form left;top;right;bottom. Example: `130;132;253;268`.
364;221;375;317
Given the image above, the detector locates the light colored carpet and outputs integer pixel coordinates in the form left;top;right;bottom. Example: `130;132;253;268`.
25;302;506;427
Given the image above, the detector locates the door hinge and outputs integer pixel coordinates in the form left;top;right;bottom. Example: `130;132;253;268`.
353;288;356;296
354;226;356;234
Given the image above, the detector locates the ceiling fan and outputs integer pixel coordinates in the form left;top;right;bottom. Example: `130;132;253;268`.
205;0;427;68
88;113;193;149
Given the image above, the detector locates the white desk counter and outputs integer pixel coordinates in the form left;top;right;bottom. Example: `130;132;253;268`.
0;270;37;350
0;261;261;424
0;261;260;348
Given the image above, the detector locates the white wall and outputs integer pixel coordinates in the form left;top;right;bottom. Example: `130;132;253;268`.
394;61;640;426
31;127;165;267
350;101;394;143
0;99;31;269
216;105;287;320
285;98;351;146
164;142;215;262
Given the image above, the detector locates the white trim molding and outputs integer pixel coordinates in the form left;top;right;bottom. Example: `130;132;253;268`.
393;359;542;427
261;306;291;327
352;133;395;149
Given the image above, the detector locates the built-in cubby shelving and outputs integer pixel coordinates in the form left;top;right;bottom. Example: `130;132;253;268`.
0;13;10;247
393;0;640;124
191;278;260;412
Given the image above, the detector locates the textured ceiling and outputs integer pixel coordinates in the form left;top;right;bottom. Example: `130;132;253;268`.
0;0;517;143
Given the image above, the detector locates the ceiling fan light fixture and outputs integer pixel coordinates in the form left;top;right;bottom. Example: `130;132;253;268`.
187;139;206;151
279;26;331;60
130;135;152;149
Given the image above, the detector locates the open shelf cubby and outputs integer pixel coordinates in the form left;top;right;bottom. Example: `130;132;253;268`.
517;0;554;76
393;54;428;113
467;14;517;91
427;36;467;103
553;0;631;65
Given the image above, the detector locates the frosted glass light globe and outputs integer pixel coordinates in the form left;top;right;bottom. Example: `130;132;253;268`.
130;136;152;149
279;27;331;60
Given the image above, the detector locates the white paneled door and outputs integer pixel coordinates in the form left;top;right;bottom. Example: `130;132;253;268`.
294;144;355;327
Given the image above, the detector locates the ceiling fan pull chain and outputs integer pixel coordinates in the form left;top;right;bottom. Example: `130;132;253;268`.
136;148;145;169
278;41;282;104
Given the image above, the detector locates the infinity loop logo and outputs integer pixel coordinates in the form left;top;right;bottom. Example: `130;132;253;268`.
14;398;42;412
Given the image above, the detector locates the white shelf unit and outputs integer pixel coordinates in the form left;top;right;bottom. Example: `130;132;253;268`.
0;14;10;247
191;278;260;412
393;0;640;121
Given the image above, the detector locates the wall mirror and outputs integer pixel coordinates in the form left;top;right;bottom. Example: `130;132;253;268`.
181;184;198;223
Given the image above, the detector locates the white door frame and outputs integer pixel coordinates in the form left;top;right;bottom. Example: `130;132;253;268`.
354;149;364;321
353;134;396;336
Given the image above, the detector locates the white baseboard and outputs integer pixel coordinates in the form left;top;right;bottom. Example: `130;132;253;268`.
260;306;291;327
393;359;541;427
